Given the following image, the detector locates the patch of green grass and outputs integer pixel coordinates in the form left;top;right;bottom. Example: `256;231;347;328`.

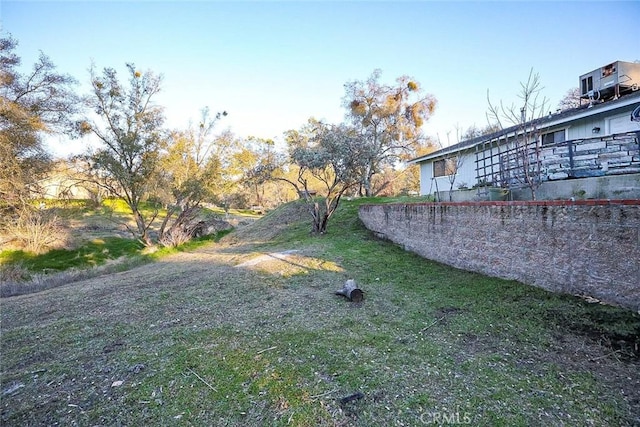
0;237;145;272
233;207;266;216
100;197;133;214
97;198;169;218
99;199;254;220
30;199;96;217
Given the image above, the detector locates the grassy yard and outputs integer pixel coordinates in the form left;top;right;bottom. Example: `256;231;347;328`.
1;199;639;426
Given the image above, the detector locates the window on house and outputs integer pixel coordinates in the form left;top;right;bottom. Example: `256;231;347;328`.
433;157;458;177
542;129;566;145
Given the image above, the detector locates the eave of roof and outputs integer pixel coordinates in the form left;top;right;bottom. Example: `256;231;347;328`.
407;91;640;165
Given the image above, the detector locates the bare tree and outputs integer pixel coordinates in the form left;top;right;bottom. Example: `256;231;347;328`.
557;87;582;111
442;128;467;202
486;69;548;200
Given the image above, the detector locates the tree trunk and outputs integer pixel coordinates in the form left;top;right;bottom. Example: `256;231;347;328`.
310;201;330;234
312;214;329;234
158;206;179;239
319;213;329;234
134;209;153;246
361;162;374;197
311;202;321;233
363;175;373;197
335;279;364;302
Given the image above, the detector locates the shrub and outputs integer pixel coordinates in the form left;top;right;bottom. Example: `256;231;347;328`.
6;208;65;254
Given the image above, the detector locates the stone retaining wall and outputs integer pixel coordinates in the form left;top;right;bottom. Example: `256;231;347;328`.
358;200;640;311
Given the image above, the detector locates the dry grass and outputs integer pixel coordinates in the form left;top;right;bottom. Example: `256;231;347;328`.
0;256;148;298
4;208;66;253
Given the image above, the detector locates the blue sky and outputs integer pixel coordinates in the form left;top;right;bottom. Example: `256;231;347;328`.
1;1;638;157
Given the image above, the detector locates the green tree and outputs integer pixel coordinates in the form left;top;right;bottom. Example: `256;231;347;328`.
80;63;165;245
159;109;227;208
236;136;285;208
283;120;367;234
154;108;227;246
343;69;436;196
0;35;79;211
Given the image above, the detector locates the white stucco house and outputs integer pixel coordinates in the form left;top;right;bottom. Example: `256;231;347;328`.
408;62;640;201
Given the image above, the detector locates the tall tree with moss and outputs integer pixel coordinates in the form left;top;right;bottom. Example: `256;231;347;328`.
0;35;80;212
343;69;437;196
80;63;165;245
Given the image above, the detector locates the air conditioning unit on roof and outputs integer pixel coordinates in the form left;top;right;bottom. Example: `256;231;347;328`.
579;61;640;101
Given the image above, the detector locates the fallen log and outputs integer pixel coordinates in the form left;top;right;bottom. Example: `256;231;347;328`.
335;279;364;302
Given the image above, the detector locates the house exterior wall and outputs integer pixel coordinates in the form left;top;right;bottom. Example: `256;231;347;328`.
418;132;639;197
607;112;640;134
419;162;433;196
358;200;640;311
451;154;477;187
567;115;605;140
419;151;477;196
438;173;640;202
565;110;640;140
